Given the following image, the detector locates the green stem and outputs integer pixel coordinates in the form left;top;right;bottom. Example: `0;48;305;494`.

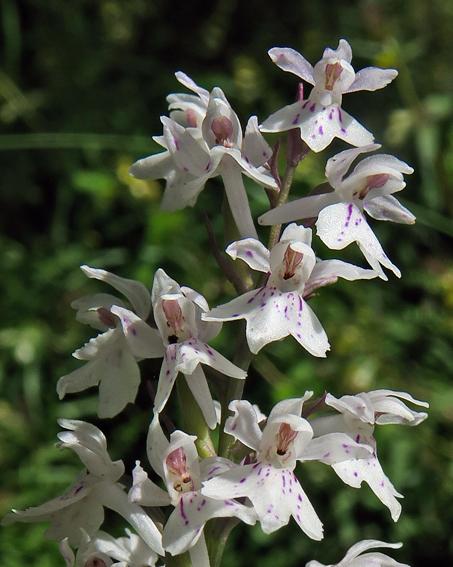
165;552;192;567
267;162;297;251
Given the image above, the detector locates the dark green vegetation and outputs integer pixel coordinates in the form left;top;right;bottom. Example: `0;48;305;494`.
0;1;452;565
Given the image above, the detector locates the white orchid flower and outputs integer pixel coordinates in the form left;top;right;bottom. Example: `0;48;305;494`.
201;395;372;538
130;86;278;238
203;223;377;355
260;145;414;279
261;39;397;152
311;390;428;521
57;266;164;418
166;71;210;129
60;528;160;567
129;416;256;565
306;539;410;567
2;420;164;555
142;269;246;429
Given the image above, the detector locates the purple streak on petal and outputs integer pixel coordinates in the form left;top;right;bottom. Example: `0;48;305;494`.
179;498;189;526
292;113;301;125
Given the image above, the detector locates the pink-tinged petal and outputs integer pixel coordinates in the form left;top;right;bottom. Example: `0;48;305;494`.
221;156;258;238
268;47;315;84
97;482;164;555
174;71;210;102
301;432;373;465
332;456;403;522
259;192;338;226
184;366;218;430
316;203;401;279
129;461;171;507
304;259;377;297
129;150;173;180
153;345;179;415
146;414;170;480
110;305;164;359
325;144;381;188
226;238;270;273
162;117;212;176
242;116;273;167
323;39;353;63
346;66;398;93
224;400;263;451
364;195;416;224
80;265;151;320
163;491;256;555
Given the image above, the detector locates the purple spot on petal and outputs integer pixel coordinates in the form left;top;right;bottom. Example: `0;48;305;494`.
318;126;324;135
309;103;316;112
239;478;247;484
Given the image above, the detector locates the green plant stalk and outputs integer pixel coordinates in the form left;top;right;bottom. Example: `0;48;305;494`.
267;161;297;251
176;379;216;458
165;551;192;567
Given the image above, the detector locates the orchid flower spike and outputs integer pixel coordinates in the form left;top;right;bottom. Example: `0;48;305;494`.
2;420;164;555
260;145;414;280
311;389;429;521
145;269;246;429
203;224;377;355
306;539;410;567
261;39;398;151
129;415;256;564
202;395;372;537
57;266;164;418
130;81;278;238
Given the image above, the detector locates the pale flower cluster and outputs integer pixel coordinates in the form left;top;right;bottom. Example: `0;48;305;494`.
2;39;424;567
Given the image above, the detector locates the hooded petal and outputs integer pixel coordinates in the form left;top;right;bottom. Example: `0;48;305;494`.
71;293;125;331
268;47;315;84
316;203;400;279
80;266;151;320
226;238;270;273
325;144;381;188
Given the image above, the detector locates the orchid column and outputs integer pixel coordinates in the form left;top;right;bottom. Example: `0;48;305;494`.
2;39;426;567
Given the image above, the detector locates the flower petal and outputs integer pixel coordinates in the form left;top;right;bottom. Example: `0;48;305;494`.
304;259;377;296
174;71;210;102
184;366;218;430
301;432;373;464
129;461;171;506
110;305;165;359
221;156;258;239
242;116;273;166
163;491;256;555
332;456;403;521
80;266;151;319
177;339;247;379
364;195;416;224
268;47;315;84
224;400;263;451
226;238;270;273
129;150;174;180
147;414;170;480
153;346;179;415
258;193;338;226
325;144;381;188
346;66;398;93
316;203;400;279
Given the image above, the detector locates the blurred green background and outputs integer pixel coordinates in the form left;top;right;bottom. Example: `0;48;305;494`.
1;1;452;565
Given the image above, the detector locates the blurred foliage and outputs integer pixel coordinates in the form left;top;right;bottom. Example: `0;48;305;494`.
0;1;452;566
